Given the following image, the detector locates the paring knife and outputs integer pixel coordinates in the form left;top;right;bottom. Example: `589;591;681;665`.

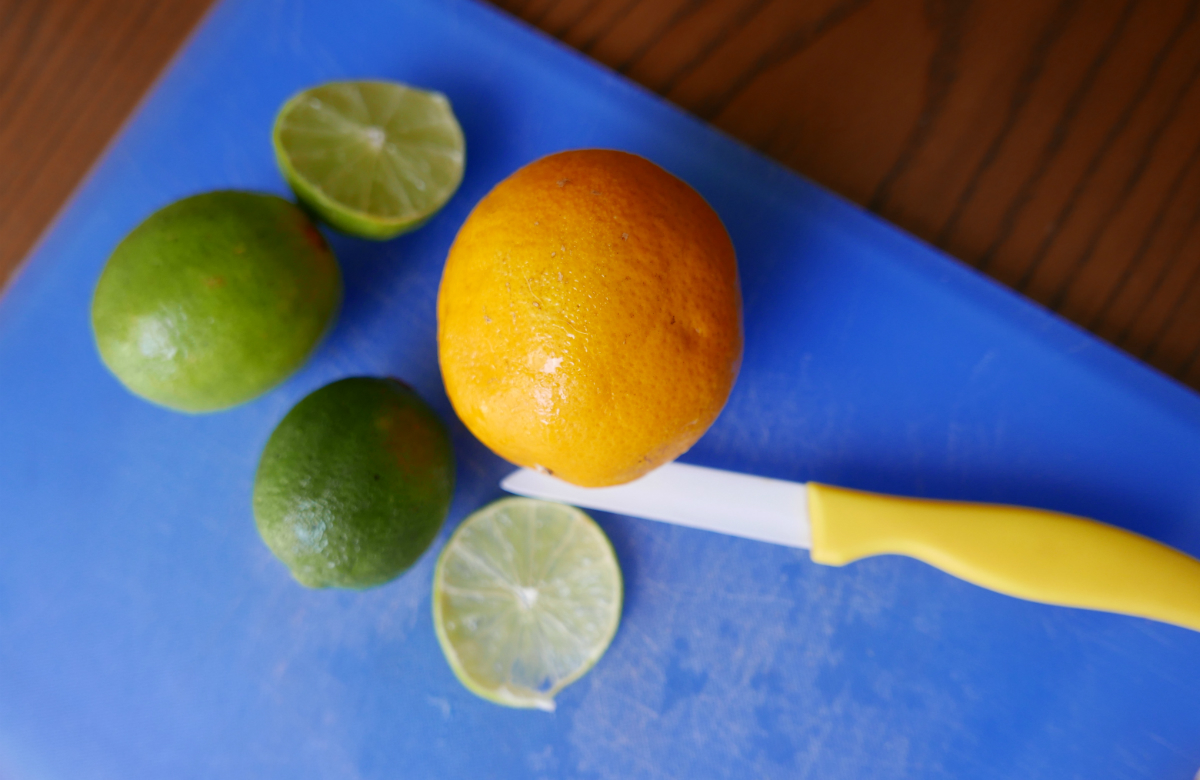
502;462;1200;633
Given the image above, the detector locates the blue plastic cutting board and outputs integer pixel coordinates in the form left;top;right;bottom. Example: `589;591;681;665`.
3;0;1200;777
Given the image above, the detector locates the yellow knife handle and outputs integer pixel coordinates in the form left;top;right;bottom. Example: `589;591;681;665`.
807;482;1200;633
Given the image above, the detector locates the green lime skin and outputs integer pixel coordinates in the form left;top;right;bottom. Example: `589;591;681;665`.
91;191;342;413
253;377;456;589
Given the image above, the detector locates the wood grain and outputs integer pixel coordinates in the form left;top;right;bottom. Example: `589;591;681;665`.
0;0;213;289
495;0;1200;388
2;0;1200;390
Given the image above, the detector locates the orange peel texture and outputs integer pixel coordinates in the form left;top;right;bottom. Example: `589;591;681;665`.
438;149;742;487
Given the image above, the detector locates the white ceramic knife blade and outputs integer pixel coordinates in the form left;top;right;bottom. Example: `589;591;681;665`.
500;462;811;548
500;461;1200;633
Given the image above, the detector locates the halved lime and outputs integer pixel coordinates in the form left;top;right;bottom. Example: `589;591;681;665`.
272;80;465;239
432;497;623;711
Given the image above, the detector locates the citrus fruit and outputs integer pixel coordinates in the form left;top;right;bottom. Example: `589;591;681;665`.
437;149;743;487
91;191;342;413
253;377;455;589
432;497;622;710
273;80;466;239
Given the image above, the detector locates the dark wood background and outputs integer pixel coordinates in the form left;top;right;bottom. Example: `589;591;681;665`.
3;0;1200;388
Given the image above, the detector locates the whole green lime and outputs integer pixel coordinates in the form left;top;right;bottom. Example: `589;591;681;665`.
91;191;342;413
253;377;456;589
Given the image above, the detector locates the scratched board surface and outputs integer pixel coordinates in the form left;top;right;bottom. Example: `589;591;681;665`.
2;0;1199;777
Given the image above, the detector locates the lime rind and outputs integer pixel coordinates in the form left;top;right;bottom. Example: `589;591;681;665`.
273;80;466;239
432;498;623;711
252;377;456;590
91;191;342;413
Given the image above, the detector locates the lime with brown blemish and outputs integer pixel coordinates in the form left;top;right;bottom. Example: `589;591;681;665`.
91;190;342;413
253;377;456;589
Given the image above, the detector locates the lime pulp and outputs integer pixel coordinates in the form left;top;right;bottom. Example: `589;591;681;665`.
272;80;465;239
432;498;623;710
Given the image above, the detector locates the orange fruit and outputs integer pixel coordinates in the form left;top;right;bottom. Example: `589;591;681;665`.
437;149;742;487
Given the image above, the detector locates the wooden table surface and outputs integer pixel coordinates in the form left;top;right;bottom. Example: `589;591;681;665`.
4;0;1200;389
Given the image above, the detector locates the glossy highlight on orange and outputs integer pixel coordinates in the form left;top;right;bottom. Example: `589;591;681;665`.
438;149;743;487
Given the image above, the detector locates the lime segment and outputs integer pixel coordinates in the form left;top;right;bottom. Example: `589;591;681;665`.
433;498;623;710
273;80;465;239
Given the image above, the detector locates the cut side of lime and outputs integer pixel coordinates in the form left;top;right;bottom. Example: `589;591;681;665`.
432;497;623;711
273;80;465;239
